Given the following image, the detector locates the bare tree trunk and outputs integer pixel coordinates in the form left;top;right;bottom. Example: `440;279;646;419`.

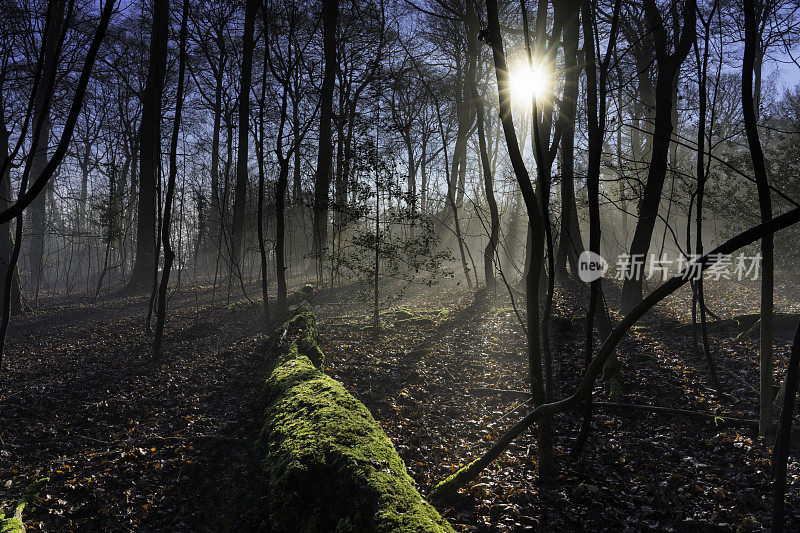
154;0;188;359
572;0;602;458
743;0;774;438
231;0;258;278
446;107;474;289
256;23;271;324
621;0;694;313
0;120;23;314
292;96;302;203
475;98;499;291
28;0;66;301
555;4;582;281
129;0;169;292
466;1;498;291
93;163;118;301
526;0;561;412
694;6;722;394
420;134;428;213
571;0;622;456
485;0;552;474
275;162;289;312
312;0;338;281
206;68;224;265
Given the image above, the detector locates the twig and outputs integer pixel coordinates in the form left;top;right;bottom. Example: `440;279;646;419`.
469;388;758;428
470;387;532;398
595;401;759;430
143;434;249;446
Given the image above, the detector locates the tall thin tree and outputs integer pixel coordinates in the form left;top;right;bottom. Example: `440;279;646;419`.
154;0;190;359
743;0;775;437
230;0;260;277
312;0;338;282
129;0;170;292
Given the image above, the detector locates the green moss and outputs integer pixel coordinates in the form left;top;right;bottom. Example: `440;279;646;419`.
1;478;48;533
0;512;22;533
281;307;324;367
392;307;415;320
429;459;481;501
297;336;324;367
300;283;315;299
259;312;453;532
285;304;314;332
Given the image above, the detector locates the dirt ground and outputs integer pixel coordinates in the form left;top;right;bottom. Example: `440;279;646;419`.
1;276;800;531
1;284;272;531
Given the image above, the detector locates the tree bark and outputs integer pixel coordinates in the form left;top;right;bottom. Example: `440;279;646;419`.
555;4;582;281
485;0;553;474
28;0;66;299
465;1;498;291
312;0;338;281
571;0;622;456
231;0;259;274
207;67;223;263
153;0;189;358
695;7;722;394
129;0;170;292
743;0;774;438
621;0;695;313
0;122;23;314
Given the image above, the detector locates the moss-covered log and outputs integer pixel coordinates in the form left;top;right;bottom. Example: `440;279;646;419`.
259;307;453;532
1;478;48;533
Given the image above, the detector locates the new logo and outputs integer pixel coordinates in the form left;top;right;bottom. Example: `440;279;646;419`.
578;251;608;283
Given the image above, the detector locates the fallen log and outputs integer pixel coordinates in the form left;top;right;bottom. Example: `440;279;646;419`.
0;478;48;533
259;307;453;532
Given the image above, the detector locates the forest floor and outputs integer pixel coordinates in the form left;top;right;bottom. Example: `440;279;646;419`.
2;275;800;531
317;276;800;531
0;283;276;531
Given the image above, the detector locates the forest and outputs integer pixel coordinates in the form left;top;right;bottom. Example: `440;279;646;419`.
3;0;800;530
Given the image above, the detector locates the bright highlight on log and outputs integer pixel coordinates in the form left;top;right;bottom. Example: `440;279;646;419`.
509;61;549;105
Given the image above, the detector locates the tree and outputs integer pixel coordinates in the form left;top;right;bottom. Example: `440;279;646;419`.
571;0;622;457
0;0;115;362
264;0;317;314
621;0;696;312
0;26;25;314
484;0;553;475
187;0;236;273
28;0;66;301
129;0;170;292
230;0;259;276
432;204;800;498
743;0;775;438
312;0;338;281
692;0;722;399
153;0;189;358
554;2;582;281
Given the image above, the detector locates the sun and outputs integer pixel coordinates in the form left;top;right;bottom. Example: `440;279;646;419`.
509;61;550;106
